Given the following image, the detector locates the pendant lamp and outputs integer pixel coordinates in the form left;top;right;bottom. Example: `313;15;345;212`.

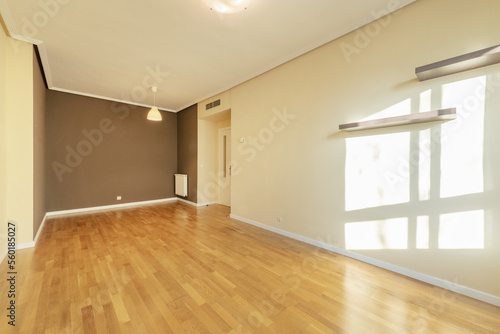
147;86;162;121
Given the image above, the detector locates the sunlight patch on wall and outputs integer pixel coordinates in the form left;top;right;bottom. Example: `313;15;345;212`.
440;77;485;199
439;210;484;249
361;98;411;121
419;129;431;201
416;216;429;249
345;218;408;250
345;133;410;211
419;89;432;113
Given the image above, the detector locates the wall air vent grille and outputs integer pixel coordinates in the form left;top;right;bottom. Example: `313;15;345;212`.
206;99;221;110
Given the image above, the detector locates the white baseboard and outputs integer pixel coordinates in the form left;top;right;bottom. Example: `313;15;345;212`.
176;198;218;207
0;214;47;263
46;197;178;217
176;198;198;206
13;212;50;251
17;241;35;250
197;201;218;207
0;214;45;264
33;213;48;245
229;214;500;307
0;197;179;265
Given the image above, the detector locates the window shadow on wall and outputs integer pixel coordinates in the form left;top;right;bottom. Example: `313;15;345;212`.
343;74;498;251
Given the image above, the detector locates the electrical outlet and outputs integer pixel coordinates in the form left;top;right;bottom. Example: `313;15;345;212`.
277;217;282;223
117;196;122;200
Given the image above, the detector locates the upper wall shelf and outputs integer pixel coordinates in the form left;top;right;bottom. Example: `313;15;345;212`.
416;44;500;81
339;108;456;132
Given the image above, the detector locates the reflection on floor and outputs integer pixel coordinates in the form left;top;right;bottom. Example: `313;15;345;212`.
0;203;498;333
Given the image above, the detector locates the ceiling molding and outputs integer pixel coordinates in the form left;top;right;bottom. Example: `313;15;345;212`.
32;41;53;87
49;86;176;113
0;0;54;87
0;0;16;36
2;0;418;112
177;0;417;111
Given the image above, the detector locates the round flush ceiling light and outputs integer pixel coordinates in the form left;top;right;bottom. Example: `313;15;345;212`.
205;0;251;14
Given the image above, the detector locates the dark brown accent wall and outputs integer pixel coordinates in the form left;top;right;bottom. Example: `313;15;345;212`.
33;48;46;238
177;104;198;203
45;90;177;211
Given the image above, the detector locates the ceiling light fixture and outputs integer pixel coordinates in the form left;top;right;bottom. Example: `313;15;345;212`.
147;86;162;121
205;0;251;14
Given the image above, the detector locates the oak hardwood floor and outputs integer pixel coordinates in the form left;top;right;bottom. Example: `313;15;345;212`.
0;202;499;333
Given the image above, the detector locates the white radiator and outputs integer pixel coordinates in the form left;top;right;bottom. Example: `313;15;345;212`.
174;174;188;197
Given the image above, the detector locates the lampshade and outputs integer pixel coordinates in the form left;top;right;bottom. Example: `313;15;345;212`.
147;86;162;121
147;106;162;121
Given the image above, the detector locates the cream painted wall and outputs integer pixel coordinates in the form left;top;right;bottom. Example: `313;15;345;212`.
198;119;219;204
217;119;231;130
230;0;500;298
0;25;8;254
0;26;35;247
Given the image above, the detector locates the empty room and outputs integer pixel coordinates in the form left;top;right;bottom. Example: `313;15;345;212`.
1;0;500;332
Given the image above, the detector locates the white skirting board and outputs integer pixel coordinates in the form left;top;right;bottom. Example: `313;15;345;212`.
197;201;219;207
45;197;178;217
0;213;49;264
0;197;215;263
176;198;198;206
177;198;217;207
229;214;500;308
4;201;496;307
0;197;178;264
0;196;210;264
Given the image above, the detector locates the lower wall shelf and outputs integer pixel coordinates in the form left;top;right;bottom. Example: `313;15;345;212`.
339;108;456;131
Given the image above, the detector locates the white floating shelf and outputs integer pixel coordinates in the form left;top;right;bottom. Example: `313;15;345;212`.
416;44;500;81
339;108;456;132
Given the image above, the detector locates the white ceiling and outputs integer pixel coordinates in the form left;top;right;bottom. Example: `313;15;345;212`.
1;0;416;112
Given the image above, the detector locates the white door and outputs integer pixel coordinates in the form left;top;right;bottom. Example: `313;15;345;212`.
218;127;231;206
